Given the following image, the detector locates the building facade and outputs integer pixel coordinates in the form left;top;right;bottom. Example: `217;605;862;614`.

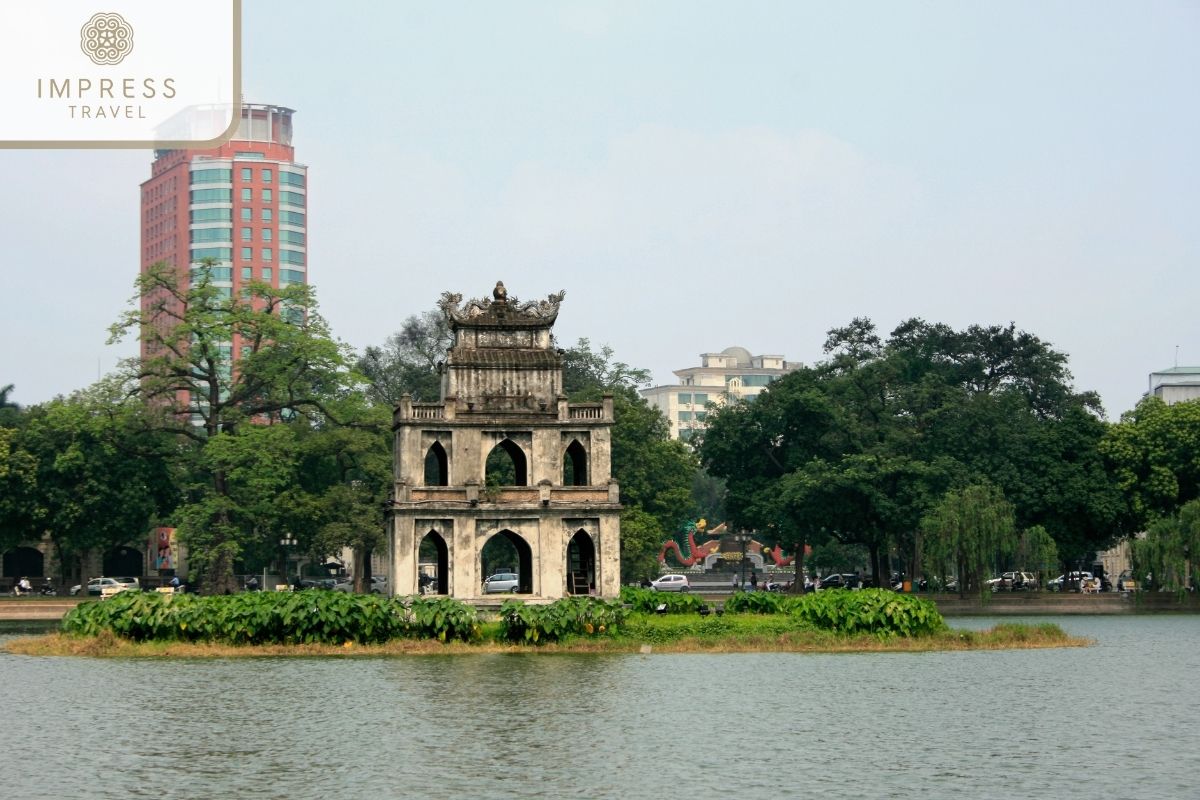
1147;367;1200;406
140;103;308;374
640;346;799;440
386;283;622;600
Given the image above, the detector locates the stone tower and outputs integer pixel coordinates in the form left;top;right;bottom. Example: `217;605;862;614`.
386;283;622;600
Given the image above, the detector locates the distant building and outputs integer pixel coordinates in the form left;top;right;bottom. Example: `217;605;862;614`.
641;346;800;440
140;103;308;414
1146;367;1200;406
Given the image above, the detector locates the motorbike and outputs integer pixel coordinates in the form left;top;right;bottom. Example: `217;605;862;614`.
39;582;57;596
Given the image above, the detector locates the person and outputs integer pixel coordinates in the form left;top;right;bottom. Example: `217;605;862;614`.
750;572;758;590
731;573;738;591
246;575;260;591
169;575;181;592
16;577;32;596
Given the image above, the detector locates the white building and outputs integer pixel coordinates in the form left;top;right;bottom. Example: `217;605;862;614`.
1147;367;1200;406
641;346;799;440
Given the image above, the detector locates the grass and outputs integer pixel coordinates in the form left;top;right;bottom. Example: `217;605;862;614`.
2;618;1089;658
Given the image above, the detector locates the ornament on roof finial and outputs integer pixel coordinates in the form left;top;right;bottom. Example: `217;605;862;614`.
493;281;507;302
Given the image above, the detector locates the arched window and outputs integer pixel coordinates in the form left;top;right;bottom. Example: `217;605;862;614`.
481;530;533;594
424;441;448;486
563;439;588;486
418;530;449;595
485;438;528;487
566;530;595;595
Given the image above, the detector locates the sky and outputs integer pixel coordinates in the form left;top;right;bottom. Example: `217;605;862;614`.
1;1;1197;418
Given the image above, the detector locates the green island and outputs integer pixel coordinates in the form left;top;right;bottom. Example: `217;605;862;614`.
3;587;1087;658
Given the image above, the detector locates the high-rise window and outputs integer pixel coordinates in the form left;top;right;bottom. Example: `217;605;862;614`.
241;267;252;280
240;188;252;201
263;248;273;261
262;189;273;202
190;188;231;203
281;191;304;208
279;249;304;265
261;267;272;281
240;207;252;221
262;208;273;222
241;227;252;241
280;210;305;226
262;229;272;242
263;169;273;183
241;247;252;261
280;171;305;187
191;168;232;184
240;168;252;181
279;230;304;245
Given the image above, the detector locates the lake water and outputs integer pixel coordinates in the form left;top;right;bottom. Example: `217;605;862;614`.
1;616;1196;799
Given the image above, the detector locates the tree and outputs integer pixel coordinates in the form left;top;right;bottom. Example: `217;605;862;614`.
0;382;177;581
560;337;651;396
0;383;21;427
1130;498;1200;591
1101;397;1200;527
701;317;1120;588
356;310;452;405
618;507;665;583
108;262;355;593
1015;525;1059;587
921;483;1017;598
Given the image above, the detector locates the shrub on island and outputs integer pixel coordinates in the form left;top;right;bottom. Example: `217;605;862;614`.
500;597;628;643
60;590;482;644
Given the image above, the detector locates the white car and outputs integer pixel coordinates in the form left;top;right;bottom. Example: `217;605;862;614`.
483;573;519;593
651;574;690;592
81;577;134;596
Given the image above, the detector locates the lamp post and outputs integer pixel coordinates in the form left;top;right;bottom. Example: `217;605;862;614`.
279;533;297;589
734;531;753;590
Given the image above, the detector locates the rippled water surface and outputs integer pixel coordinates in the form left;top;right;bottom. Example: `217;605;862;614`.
1;616;1196;799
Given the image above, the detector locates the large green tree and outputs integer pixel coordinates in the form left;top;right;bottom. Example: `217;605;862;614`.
701;317;1127;587
356;310;452;405
109;262;355;593
921;483;1017;598
1101;397;1200;526
0;382;176;581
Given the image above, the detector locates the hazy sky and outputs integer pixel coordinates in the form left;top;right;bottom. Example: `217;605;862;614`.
2;1;1196;417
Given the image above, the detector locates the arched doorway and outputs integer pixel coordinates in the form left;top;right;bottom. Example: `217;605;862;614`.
566;530;596;595
2;546;44;578
103;546;143;578
424;441;448;486
485;439;528;486
418;530;449;595
481;530;533;593
563;439;588;486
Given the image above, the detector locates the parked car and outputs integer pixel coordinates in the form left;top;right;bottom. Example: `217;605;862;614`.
818;573;861;590
333;576;388;594
989;571;1038;591
1048;571;1092;592
483;572;520;593
81;577;133;596
301;578;339;590
650;574;690;592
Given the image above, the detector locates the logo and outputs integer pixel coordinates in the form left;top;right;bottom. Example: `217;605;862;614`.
80;12;133;65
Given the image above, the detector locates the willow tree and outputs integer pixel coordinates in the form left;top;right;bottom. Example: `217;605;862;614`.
1016;525;1059;588
1131;499;1200;591
921;483;1017;598
109;261;354;594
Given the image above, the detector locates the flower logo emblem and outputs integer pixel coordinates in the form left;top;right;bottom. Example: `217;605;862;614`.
80;12;134;66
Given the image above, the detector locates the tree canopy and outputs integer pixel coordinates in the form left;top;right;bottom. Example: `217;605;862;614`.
700;317;1129;584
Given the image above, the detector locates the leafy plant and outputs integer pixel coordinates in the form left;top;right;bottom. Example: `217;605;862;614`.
786;589;946;637
500;597;626;643
619;586;705;614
